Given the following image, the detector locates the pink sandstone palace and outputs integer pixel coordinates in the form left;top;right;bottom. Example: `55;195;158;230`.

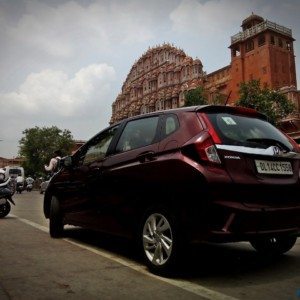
111;14;300;142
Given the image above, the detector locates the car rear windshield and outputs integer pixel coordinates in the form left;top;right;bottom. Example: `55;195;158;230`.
205;112;293;151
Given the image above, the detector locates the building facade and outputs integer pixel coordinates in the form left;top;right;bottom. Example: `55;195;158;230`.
110;44;204;124
0;157;24;169
207;14;297;103
110;14;300;141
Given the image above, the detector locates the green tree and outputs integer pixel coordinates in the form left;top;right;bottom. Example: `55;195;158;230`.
184;86;207;106
211;91;227;105
237;80;295;125
19;126;75;176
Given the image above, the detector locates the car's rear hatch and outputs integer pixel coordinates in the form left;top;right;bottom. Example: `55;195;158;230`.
197;106;300;189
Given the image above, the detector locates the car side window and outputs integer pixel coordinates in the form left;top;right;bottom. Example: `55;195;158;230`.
116;116;159;153
163;114;179;138
82;126;119;165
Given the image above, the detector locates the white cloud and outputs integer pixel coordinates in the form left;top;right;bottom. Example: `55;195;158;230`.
0;63;116;118
6;0;156;58
170;0;259;36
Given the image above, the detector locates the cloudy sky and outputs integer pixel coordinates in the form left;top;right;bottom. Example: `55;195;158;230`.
1;0;300;157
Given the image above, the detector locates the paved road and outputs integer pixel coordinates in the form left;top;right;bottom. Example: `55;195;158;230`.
1;191;300;299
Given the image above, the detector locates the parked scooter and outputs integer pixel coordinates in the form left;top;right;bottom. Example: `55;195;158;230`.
0;170;15;218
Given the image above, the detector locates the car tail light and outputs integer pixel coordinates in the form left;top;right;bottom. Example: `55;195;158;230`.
199;113;221;144
195;113;222;164
195;136;221;164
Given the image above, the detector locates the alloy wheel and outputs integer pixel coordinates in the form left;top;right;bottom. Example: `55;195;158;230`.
142;213;173;266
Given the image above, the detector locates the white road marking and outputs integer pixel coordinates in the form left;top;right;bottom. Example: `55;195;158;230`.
11;214;239;300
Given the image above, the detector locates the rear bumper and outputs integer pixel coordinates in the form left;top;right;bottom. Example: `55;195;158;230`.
204;200;300;242
188;184;300;242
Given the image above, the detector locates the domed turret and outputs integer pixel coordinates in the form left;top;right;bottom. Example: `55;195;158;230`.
242;13;264;31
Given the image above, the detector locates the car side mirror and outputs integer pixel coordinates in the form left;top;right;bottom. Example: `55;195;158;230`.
63;156;73;168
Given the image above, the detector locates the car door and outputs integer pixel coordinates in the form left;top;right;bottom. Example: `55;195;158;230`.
95;115;163;237
62;125;120;228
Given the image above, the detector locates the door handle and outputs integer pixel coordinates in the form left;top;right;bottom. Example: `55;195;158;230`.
136;151;156;163
90;166;103;174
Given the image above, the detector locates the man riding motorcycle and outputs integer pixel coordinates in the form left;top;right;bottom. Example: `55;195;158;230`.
0;168;15;218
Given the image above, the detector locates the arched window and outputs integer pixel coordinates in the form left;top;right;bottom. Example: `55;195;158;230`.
140;105;148;114
246;39;254;52
172;98;178;109
155;100;164;111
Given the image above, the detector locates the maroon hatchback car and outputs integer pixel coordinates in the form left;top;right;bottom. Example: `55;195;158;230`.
44;105;300;273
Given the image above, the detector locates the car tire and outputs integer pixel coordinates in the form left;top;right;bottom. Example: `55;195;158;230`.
0;201;11;218
250;236;297;256
140;207;182;275
49;196;64;238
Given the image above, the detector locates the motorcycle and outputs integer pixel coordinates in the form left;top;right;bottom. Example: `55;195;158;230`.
0;171;16;218
16;182;24;194
26;183;33;192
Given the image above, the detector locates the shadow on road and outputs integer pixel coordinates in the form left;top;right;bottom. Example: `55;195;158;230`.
61;227;298;283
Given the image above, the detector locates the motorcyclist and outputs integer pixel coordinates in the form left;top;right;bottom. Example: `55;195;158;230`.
26;176;35;192
26;175;34;185
0;168;5;183
0;168;15;217
16;175;25;193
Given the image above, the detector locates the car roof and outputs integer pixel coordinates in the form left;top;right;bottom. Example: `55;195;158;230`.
74;105;267;155
121;105;267;123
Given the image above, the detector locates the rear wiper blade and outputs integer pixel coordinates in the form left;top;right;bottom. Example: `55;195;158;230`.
245;138;290;151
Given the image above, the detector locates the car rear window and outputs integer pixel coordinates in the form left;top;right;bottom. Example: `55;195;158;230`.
205;113;293;150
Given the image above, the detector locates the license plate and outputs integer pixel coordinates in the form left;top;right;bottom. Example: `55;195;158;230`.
255;160;293;175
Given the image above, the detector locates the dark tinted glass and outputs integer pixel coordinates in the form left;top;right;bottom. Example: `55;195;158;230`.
9;169;21;176
116;116;159;152
162;114;179;138
206;113;292;150
82;126;119;164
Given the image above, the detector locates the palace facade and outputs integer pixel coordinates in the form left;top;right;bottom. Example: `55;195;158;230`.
111;14;300;141
111;44;204;124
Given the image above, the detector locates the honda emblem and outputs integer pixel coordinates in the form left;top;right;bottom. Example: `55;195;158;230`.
273;146;281;155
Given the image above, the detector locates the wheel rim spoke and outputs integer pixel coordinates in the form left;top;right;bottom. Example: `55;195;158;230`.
157;221;169;233
161;234;172;246
157;217;164;229
152;243;162;263
160;238;172;256
147;222;153;236
143;235;155;244
150;215;157;232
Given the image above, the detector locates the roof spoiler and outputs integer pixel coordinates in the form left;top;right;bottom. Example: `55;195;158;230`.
195;105;268;121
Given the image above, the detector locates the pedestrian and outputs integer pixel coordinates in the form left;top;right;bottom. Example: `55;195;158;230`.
44;150;62;175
